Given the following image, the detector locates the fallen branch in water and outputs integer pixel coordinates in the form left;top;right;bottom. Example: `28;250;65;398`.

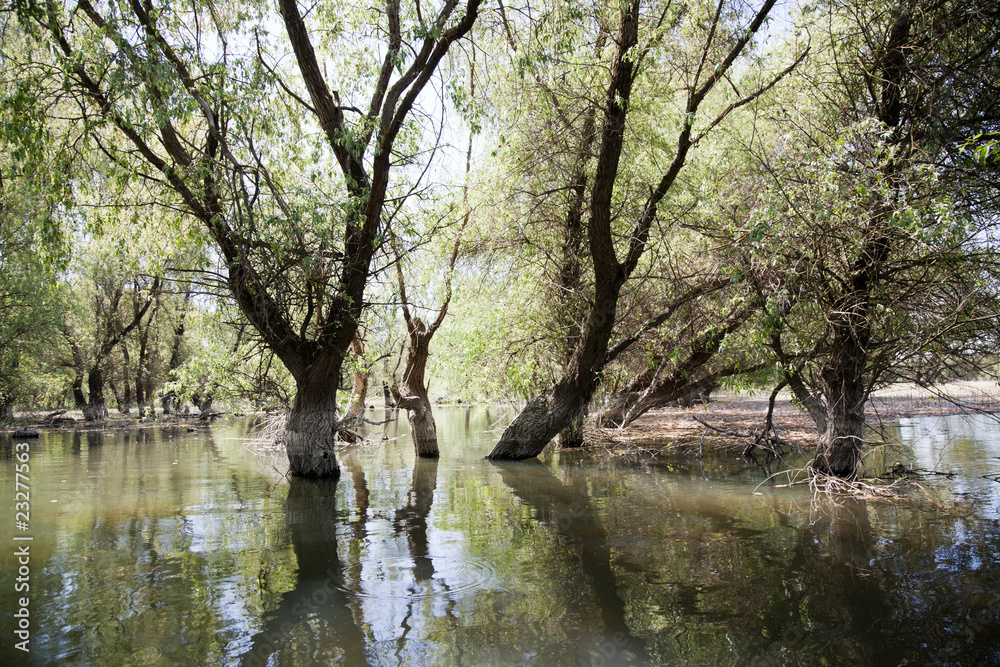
692;415;802;463
808;470;915;501
41;409;67;424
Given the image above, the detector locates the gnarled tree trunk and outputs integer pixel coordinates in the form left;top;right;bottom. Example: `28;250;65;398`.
285;375;342;479
813;327;869;478
392;319;440;458
490;381;595;460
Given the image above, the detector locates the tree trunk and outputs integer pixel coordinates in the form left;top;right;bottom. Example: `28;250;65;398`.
489;267;624;459
84;366;109;421
393;386;439;458
0;394;13;422
487;379;593;460
393;344;440;459
120;380;132;414
135;342;148;417
343;336;368;424
194;392;215;419
161;291;190;416
284;372;342;479
110;379;131;415
552;37;603;453
487;4;638;460
393;315;441;458
135;293;159;418
813;332;868;478
343;371;368;424
391;321;440;458
71;374;87;411
119;344;132;414
161;393;178;416
404;401;438;458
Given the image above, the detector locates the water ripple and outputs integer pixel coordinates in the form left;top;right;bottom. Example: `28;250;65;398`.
338;555;498;600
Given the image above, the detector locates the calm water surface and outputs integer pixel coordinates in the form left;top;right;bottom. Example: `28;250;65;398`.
2;407;999;666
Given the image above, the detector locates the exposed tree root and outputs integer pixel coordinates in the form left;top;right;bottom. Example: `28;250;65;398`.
755;465;937;504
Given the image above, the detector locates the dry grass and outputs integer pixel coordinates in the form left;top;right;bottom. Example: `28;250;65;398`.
245;413;287;452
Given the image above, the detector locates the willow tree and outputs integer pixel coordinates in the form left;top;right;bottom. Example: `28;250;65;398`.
711;0;1000;478
486;0;798;459
0;16;73;419
0;184;66;418
13;0;480;476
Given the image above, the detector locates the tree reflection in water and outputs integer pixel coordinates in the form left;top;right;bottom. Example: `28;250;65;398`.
495;460;650;665
239;474;366;666
8;411;999;665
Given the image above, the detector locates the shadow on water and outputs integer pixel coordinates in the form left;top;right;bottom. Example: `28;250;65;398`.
494;460;650;665
389;457;449;662
762;498;891;665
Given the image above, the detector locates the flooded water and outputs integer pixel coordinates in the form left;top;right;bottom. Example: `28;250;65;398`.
2;407;999;666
